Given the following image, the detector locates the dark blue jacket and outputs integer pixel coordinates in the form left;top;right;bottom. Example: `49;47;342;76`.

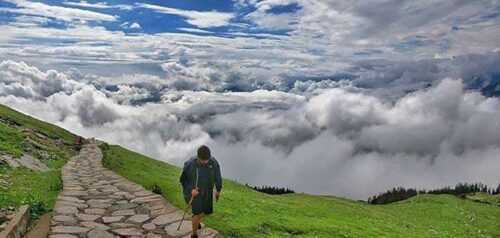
179;156;222;201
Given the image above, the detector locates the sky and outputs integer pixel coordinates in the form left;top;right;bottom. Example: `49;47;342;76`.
0;0;499;199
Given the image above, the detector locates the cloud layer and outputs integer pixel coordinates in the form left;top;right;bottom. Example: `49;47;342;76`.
1;60;499;199
1;1;499;200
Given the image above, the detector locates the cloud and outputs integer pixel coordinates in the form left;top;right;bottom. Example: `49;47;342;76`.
129;22;141;29
120;22;142;30
242;0;301;30
137;3;234;28
1;61;499;199
0;60;83;99
177;28;213;34
62;1;133;11
241;0;500;57
1;0;118;22
0;0;498;98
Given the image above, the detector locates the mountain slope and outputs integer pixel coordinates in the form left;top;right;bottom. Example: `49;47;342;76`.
0;104;77;217
100;144;500;238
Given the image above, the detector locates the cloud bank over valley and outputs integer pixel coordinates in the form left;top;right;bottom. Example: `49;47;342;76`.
1;60;499;199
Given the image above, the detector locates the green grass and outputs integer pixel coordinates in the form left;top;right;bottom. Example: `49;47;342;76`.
0;104;77;217
0;165;63;218
0;122;24;157
0;104;76;144
101;144;500;238
466;193;500;206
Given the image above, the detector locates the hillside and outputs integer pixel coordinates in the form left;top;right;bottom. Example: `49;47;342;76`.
100;144;500;238
0;104;78;218
0;104;499;238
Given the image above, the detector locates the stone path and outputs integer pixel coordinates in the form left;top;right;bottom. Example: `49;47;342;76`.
49;143;219;238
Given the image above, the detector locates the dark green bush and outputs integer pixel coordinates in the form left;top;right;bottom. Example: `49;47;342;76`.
151;184;163;195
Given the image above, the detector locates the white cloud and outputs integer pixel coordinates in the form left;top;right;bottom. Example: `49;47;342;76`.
1;61;499;199
129;22;141;29
241;0;500;58
120;21;142;30
0;60;83;99
243;0;300;30
0;0;498;97
177;28;213;34
62;1;133;11
1;0;117;22
137;3;234;28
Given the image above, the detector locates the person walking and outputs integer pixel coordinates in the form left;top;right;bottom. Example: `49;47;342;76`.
180;145;222;238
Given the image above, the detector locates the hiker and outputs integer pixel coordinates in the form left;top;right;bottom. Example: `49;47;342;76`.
75;136;83;151
180;145;222;238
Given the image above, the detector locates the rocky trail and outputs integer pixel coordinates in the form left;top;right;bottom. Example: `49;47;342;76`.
49;143;219;238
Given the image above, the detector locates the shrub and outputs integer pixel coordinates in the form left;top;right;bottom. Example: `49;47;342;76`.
368;182;500;204
21;194;47;219
246;183;295;195
151;184;163;195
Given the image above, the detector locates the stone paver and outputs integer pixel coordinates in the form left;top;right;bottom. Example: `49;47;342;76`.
87;229;114;238
49;143;220;237
102;216;124;224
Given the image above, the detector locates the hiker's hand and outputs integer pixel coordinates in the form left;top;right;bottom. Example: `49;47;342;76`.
191;188;199;197
215;191;221;201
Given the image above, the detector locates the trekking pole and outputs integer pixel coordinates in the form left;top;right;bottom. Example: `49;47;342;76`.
177;196;194;230
178;167;199;231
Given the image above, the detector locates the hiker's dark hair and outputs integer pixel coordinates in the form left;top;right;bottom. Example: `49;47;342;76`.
197;145;211;160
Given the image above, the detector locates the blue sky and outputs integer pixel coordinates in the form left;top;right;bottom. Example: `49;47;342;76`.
0;0;499;95
0;0;498;88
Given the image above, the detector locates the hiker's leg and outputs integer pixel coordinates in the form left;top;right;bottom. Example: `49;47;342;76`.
199;213;204;228
192;214;202;235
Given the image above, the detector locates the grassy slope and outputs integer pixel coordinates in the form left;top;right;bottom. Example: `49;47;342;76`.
0;104;75;144
0;104;77;216
101;144;500;238
467;193;500;206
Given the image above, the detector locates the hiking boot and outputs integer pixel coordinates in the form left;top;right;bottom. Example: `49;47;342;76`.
191;235;198;238
198;224;202;229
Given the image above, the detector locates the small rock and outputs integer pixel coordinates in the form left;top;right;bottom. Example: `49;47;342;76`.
76;213;100;221
152;214;182;226
146;232;162;238
87;202;112;209
87;229;114;238
164;221;192;237
52;215;77;224
54;206;78;215
80;221;110;230
142;223;156;231
134;191;153;197
111;228;143;236
59;196;85;204
131;195;162;204
136;204;150;215
110;203;137;211
62;191;88;197
87;199;113;204
102;216;124;223
109;223;135;228
49;235;78;238
84;208;106;215
127;214;150;224
52;226;90;234
112;209;135;216
56;201;88;209
17;154;50;171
